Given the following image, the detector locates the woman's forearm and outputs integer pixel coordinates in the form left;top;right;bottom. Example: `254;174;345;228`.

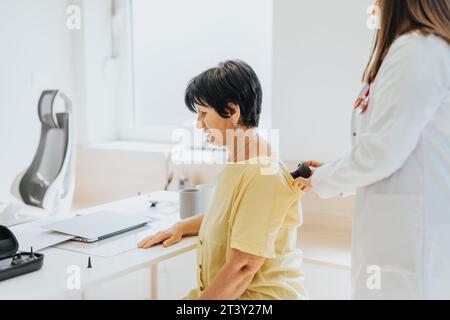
177;214;203;236
199;261;256;300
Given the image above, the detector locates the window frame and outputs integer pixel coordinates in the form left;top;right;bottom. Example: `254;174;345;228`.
116;0;273;144
116;0;192;143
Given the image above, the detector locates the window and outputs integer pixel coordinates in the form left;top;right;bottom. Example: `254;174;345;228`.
119;0;273;142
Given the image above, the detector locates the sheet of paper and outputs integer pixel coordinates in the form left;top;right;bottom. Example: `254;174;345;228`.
15;226;75;252
9;214;76;251
54;229;146;257
53;215;179;257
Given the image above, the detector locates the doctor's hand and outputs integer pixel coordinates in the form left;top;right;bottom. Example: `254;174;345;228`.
138;223;184;249
304;160;324;174
292;177;313;192
291;160;323;192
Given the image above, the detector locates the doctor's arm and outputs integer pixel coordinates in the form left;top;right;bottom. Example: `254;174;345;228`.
308;35;449;198
199;248;265;300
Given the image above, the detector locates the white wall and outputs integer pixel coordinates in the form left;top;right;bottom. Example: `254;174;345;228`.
73;0;120;144
273;0;374;162
124;0;273;141
0;0;76;198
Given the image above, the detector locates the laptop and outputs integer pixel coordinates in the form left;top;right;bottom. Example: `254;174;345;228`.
43;211;150;243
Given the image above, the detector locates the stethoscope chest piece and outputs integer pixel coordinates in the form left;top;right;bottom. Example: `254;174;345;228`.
354;84;370;114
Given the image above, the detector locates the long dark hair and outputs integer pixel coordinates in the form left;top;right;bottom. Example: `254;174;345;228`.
363;0;450;84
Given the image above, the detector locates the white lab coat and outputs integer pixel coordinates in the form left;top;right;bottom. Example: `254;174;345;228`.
312;33;450;299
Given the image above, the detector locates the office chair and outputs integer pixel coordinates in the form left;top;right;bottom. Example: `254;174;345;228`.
0;90;76;225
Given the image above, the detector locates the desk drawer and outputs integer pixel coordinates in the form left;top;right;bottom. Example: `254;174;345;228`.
302;261;351;300
83;268;152;300
155;250;197;300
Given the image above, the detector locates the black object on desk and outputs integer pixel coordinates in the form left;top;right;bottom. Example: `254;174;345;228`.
0;225;44;282
290;162;313;179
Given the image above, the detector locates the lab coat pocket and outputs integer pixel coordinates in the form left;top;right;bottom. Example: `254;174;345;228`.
352;193;424;298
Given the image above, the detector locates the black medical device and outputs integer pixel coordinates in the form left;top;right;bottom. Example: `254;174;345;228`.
290;162;313;179
0;225;44;282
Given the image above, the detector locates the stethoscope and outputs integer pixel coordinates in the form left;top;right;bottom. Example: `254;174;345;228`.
354;84;371;114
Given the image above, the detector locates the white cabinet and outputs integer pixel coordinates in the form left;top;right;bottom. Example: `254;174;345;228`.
155;250;197;300
81;249;197;300
302;260;351;300
83;268;152;300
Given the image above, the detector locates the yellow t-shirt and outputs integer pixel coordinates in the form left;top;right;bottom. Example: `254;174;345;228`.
186;157;308;300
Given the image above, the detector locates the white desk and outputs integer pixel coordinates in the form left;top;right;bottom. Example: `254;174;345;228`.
0;192;198;300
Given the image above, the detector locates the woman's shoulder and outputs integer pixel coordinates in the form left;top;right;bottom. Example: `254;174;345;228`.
239;156;284;175
389;31;450;60
239;157;299;194
377;31;450;85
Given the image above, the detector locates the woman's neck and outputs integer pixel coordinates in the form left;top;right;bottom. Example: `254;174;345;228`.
226;128;271;163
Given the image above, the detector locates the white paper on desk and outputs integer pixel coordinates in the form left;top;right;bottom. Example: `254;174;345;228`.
53;217;177;257
54;224;153;257
10;213;76;251
16;227;75;252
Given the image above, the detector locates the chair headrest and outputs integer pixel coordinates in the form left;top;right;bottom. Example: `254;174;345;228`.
38;90;72;128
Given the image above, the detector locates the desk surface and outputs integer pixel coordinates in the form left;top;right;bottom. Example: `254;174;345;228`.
0;192;198;299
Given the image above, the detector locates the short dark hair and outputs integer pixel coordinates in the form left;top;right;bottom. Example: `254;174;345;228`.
184;60;262;127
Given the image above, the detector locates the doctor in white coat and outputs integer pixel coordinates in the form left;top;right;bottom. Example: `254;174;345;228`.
293;0;450;299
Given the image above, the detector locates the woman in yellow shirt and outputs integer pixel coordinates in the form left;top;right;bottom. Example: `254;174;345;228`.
138;60;307;300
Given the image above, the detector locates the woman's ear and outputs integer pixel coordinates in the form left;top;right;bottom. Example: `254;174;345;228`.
228;103;241;126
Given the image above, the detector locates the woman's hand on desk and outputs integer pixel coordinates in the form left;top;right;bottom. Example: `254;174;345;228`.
138;224;184;248
137;214;204;249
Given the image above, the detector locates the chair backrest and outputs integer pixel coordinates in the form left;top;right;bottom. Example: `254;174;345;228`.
18;90;75;213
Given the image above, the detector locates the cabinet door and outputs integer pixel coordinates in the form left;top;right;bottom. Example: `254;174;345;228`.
83;268;152;300
302;261;351;300
156;249;197;300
